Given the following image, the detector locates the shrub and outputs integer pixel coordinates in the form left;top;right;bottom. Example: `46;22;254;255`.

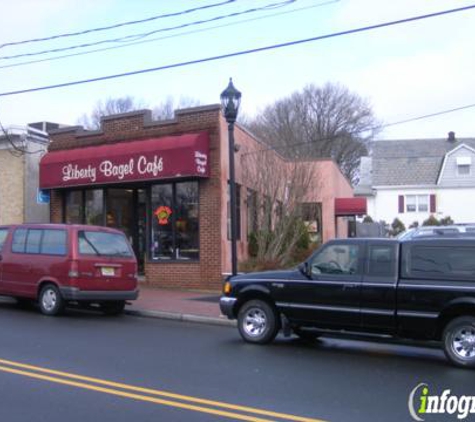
362;215;374;223
422;215;440;226
390;218;406;237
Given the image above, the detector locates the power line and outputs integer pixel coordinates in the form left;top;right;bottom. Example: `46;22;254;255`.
0;0;236;50
382;103;475;128
0;0;296;61
0;3;474;98
240;102;475;157
0;1;338;70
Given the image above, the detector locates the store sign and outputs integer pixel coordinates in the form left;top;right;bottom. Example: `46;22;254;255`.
154;206;172;225
61;155;165;184
40;133;210;188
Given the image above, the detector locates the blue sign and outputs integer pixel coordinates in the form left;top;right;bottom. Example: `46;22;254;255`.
37;189;50;204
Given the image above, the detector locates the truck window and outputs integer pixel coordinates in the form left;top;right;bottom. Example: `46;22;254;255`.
0;229;8;251
368;245;396;277
311;244;359;276
409;245;475;278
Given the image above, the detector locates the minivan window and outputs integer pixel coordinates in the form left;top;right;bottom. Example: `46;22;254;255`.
0;229;8;251
41;230;67;255
26;229;42;254
12;228;67;255
78;231;133;257
12;228;27;253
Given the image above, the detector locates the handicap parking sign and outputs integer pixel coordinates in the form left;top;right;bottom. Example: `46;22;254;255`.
37;189;50;204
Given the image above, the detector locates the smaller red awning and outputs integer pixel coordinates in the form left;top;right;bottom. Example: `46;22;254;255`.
335;197;367;216
40;132;209;189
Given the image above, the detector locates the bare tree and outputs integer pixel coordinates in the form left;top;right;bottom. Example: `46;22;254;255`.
77;95;202;129
152;96;201;120
77;96;147;129
241;144;320;266
245;83;380;184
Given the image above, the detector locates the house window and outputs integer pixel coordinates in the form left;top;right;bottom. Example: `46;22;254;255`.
456;157;471;176
406;195;417;212
406;195;429;213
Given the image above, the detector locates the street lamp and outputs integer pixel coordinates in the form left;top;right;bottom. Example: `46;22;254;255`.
220;78;241;276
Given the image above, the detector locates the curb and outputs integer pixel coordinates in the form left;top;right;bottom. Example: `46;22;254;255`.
125;308;237;327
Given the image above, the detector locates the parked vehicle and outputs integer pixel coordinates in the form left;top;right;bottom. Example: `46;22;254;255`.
220;237;475;368
0;224;139;316
398;224;475;240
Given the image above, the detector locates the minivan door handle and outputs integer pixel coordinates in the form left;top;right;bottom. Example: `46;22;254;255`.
0;254;2;261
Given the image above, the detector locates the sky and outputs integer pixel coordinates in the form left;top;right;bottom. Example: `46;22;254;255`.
0;0;474;140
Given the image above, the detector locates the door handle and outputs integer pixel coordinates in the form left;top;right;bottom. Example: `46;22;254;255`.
343;283;358;289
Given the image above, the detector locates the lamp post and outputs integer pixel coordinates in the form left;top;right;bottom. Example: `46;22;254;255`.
220;78;241;276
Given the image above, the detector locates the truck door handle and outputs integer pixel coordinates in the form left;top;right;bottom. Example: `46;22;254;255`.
343;283;358;289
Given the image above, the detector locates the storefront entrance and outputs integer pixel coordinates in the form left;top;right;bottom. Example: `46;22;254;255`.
106;189;146;273
64;187;147;273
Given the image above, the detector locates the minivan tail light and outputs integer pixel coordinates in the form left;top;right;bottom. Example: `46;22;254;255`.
68;260;79;278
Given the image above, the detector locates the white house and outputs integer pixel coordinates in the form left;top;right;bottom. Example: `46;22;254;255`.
355;132;475;228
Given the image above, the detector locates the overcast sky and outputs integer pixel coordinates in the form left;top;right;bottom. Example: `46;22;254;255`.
0;0;474;139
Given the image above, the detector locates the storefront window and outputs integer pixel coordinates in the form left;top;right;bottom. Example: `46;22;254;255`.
227;183;241;240
85;190;104;226
247;188;258;238
150;182;199;261
65;191;83;224
151;184;174;260
176;182;199;260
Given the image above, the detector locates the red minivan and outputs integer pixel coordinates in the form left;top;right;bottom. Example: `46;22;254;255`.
0;224;139;316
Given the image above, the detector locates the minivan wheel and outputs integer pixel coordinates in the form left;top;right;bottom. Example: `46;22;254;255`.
442;316;475;368
39;284;64;316
237;300;279;344
102;301;126;316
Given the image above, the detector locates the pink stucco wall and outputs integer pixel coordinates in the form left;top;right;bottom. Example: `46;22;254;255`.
218;116;354;273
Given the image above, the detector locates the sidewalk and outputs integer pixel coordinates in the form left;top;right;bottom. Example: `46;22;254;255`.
125;285;236;327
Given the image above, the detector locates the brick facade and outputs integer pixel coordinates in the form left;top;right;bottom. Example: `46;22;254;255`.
48;106;224;290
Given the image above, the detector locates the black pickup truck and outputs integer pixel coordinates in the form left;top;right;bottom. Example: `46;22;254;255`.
220;237;475;368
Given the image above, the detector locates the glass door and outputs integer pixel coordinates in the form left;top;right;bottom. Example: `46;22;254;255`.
106;188;146;274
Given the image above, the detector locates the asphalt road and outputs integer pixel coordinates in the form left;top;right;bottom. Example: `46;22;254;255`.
0;301;473;422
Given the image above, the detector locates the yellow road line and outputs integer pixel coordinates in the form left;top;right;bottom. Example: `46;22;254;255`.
0;358;326;422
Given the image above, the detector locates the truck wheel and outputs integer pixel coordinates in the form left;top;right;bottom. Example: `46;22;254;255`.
39;284;64;316
442;316;475;368
237;300;279;344
102;301;126;316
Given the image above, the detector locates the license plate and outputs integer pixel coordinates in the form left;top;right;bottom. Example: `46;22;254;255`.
101;267;115;276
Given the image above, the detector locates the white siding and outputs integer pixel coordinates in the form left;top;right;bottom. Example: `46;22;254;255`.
367;187;475;227
439;145;475;187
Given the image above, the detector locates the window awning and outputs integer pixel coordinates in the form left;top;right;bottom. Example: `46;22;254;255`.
334;197;367;216
40;132;210;189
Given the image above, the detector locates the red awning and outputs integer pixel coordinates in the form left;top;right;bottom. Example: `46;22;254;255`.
334;197;367;216
40;132;210;189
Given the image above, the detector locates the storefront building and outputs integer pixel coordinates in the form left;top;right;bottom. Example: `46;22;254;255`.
40;105;353;290
0;125;50;225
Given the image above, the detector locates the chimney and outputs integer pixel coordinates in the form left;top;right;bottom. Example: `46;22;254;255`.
447;131;456;142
